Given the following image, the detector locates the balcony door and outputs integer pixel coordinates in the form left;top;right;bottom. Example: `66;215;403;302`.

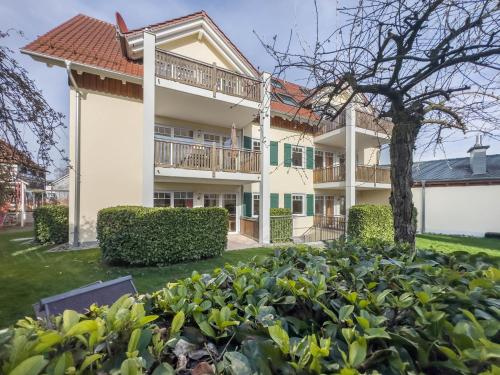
203;193;238;233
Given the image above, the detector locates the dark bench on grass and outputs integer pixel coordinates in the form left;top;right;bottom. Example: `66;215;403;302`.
33;275;137;319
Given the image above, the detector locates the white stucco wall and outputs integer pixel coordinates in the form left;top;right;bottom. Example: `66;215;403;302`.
412;184;500;236
69;89;144;243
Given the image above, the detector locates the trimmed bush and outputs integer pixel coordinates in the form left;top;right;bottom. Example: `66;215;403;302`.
1;243;498;374
33;205;68;244
347;204;394;244
96;206;228;266
270;208;292;243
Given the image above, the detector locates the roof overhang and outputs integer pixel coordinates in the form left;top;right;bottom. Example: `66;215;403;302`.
20;49;143;84
123;15;258;78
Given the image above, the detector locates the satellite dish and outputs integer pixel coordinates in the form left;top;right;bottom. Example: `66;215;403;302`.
115;12;129;33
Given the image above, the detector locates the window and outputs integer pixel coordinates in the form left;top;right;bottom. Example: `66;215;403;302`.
252;140;261;152
154;192;171;207
292;194;305;215
155;125;172;137
252;193;260;217
174;192;193;208
204;193;219;207
271;93;280;102
292;146;304;167
315;196;324;215
203;134;221;144
271;79;284;89
278;94;298;106
315;150;324;169
325;152;335;167
174;128;194;140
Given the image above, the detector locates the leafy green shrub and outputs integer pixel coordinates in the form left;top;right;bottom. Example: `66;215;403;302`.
270;208;292;243
1;243;498;374
96;206;228;266
33;205;68;244
348;204;393;244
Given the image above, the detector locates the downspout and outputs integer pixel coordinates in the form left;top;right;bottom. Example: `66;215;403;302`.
65;61;84;247
421;180;426;234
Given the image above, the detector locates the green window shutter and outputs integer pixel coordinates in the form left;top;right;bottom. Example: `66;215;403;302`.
306;147;314;169
284;143;292;167
306;194;314;216
270;193;279;209
243;136;252;150
243;192;252;217
270;141;278;166
284;193;292;210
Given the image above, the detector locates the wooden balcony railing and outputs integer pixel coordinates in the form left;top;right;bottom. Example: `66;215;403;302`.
313;164;391;184
355;110;393;134
154;140;261;174
356;165;391;184
155;49;261;102
314;110;393;136
313;165;346;183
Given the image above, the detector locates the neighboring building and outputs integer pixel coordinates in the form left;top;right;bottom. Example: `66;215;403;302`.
413;136;500;236
0;140;46;226
22;11;391;245
45;173;70;206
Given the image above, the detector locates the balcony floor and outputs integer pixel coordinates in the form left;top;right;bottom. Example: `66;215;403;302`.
155;167;260;184
226;233;260;250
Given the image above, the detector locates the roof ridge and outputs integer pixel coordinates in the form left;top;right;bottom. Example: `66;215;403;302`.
124;10;206;34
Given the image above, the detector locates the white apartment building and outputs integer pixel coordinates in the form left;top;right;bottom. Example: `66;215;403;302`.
22;11;391;246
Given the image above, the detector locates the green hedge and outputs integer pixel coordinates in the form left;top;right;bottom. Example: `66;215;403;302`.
2;243;498;374
270;208;292;243
348;204;418;244
96;206;228;266
347;204;394;244
33;205;68;244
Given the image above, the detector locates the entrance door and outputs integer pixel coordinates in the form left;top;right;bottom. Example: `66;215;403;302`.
223;194;237;232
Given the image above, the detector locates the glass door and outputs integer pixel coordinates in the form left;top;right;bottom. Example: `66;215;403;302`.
223;194;237;232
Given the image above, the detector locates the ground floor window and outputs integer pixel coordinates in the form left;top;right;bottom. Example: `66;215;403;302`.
174;192;193;208
154;191;193;208
252;193;260;217
315;196;324;215
154;192;171;207
292;194;305;215
204;193;219;207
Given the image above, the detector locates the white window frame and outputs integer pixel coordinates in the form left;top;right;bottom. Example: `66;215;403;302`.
252;139;261;152
291;146;304;168
252;193;260;218
154;191;172;207
292;194;306;216
153;191;194;208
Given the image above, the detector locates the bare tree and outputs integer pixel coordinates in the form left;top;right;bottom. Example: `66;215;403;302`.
263;0;500;246
0;30;65;207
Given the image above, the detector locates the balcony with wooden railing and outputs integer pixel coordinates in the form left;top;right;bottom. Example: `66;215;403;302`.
155;49;261;102
313;164;391;185
314;110;393;136
154;140;261;174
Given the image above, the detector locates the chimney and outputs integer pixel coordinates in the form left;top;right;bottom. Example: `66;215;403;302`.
467;135;489;175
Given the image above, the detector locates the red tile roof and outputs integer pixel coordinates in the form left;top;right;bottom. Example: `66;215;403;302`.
23;14;143;77
23;12;317;120
270;78;318;121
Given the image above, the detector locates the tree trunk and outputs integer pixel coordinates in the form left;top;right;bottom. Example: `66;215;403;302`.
389;110;420;247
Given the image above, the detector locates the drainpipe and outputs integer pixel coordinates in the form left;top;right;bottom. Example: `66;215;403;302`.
421;180;426;234
65;61;84;247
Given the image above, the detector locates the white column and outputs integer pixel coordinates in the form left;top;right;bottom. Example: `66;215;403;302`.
20;182;25;227
259;72;271;244
142;31;156;207
345;104;356;217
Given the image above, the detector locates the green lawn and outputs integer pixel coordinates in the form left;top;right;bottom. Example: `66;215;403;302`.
416;233;500;257
0;229;272;327
1;229;498;328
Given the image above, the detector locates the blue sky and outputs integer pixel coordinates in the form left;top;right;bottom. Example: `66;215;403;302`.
1;0;498;174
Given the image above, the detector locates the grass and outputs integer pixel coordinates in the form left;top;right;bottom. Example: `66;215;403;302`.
1;229;498;328
0;229;272;327
416;233;500;257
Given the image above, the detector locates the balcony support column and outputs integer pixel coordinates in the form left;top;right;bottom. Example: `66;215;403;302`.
259;72;271;244
345;104;356;219
142;31;156;207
